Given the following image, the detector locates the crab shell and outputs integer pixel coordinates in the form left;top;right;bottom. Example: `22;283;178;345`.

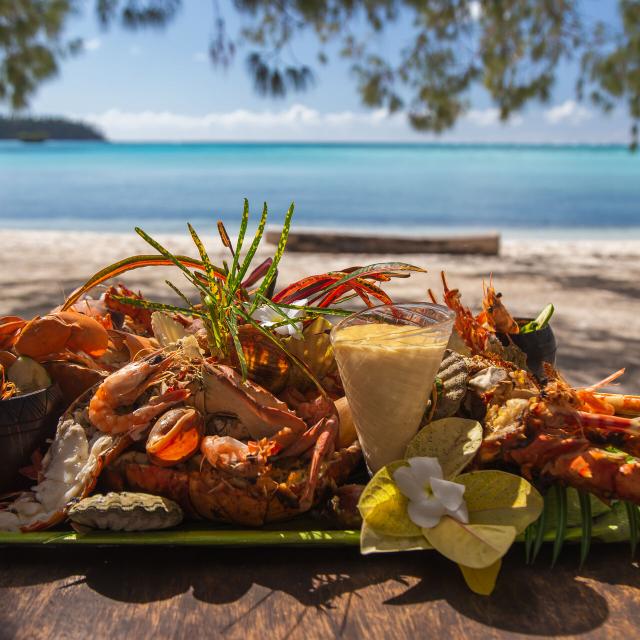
105;441;362;527
0;386;131;532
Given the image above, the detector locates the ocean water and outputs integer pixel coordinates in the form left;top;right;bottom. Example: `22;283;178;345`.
1;141;639;238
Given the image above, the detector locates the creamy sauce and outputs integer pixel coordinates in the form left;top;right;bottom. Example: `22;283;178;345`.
332;323;449;472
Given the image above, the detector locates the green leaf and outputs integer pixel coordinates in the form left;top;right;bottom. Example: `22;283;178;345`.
258;298;352;318
360;521;432;555
625;501;639;557
164;280;194;309
236;201;268;287
520;304;554;333
578;490;592;569
456;470;543;534
524;521;535;564
228;198;250;288
226;310;248;380
405;418;483;479
422;519;516;569
544;487;610;528
458;559;502;596
188;223;218;291
251;201;295;311
112;295;206;318
358;461;421;537
135;227;210;297
551;484;568;567
591;501;631;542
531;491;549;563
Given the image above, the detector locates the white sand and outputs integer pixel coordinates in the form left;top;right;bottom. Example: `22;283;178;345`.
2;230;639;392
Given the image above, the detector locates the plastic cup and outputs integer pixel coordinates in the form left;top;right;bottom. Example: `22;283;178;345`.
330;303;454;473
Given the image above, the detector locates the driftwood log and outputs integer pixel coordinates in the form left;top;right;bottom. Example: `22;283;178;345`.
267;229;500;255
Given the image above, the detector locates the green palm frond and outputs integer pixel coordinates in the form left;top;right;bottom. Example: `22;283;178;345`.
625;501;639;558
551;484;568;567
524;518;535;564
530;491;548;564
578;490;592;569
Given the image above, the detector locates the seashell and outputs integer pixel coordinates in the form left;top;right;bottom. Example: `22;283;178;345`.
432;350;470;420
68;491;183;531
151;311;188;348
224;325;291;393
284;317;336;390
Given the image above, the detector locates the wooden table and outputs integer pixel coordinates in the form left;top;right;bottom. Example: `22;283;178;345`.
1;543;639;639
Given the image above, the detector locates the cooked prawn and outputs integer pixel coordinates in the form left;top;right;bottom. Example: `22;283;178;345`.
88;353;188;435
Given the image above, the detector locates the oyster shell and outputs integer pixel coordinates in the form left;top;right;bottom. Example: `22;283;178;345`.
68;491;183;531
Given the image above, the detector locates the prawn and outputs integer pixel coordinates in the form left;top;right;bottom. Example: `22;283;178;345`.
88;353;189;435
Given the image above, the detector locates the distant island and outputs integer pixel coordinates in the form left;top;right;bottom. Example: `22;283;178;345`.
0;116;105;142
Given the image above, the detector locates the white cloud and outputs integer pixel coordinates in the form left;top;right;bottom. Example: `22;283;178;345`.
465;107;499;126
464;107;523;127
544;100;593;125
82;104;402;141
75;102;624;143
84;37;102;52
193;52;208;63
469;0;482;21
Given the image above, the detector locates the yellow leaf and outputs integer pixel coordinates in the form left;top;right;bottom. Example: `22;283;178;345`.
360;521;432;555
358;461;422;537
458;559;502;596
422;517;516;569
456;470;543;534
405;418;483;479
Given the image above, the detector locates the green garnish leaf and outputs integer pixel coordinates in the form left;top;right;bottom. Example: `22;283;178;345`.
520;304;554;333
551;484;568;567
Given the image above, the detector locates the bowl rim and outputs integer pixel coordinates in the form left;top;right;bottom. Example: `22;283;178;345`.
0;383;56;404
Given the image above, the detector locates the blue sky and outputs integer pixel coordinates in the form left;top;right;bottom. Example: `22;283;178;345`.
24;1;632;142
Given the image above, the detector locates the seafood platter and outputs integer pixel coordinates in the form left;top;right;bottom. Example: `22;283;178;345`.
1;201;639;595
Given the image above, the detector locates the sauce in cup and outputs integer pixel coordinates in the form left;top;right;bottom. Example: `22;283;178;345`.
331;304;454;473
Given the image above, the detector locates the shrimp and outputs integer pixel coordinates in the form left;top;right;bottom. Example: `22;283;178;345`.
479;276;519;334
88;353;189;435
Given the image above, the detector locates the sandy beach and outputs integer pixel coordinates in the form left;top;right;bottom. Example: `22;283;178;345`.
2;230;639;392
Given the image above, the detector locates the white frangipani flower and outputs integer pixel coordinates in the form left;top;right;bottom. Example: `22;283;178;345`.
252;298;308;339
393;457;469;529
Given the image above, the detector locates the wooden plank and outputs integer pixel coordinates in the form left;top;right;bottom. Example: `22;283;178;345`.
2;544;640;639
267;229;500;255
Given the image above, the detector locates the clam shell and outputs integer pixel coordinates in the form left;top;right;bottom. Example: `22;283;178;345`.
68;491;183;531
432;350;470;420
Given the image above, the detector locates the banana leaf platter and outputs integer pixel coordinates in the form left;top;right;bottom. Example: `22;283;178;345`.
0;520;360;547
0;494;633;553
